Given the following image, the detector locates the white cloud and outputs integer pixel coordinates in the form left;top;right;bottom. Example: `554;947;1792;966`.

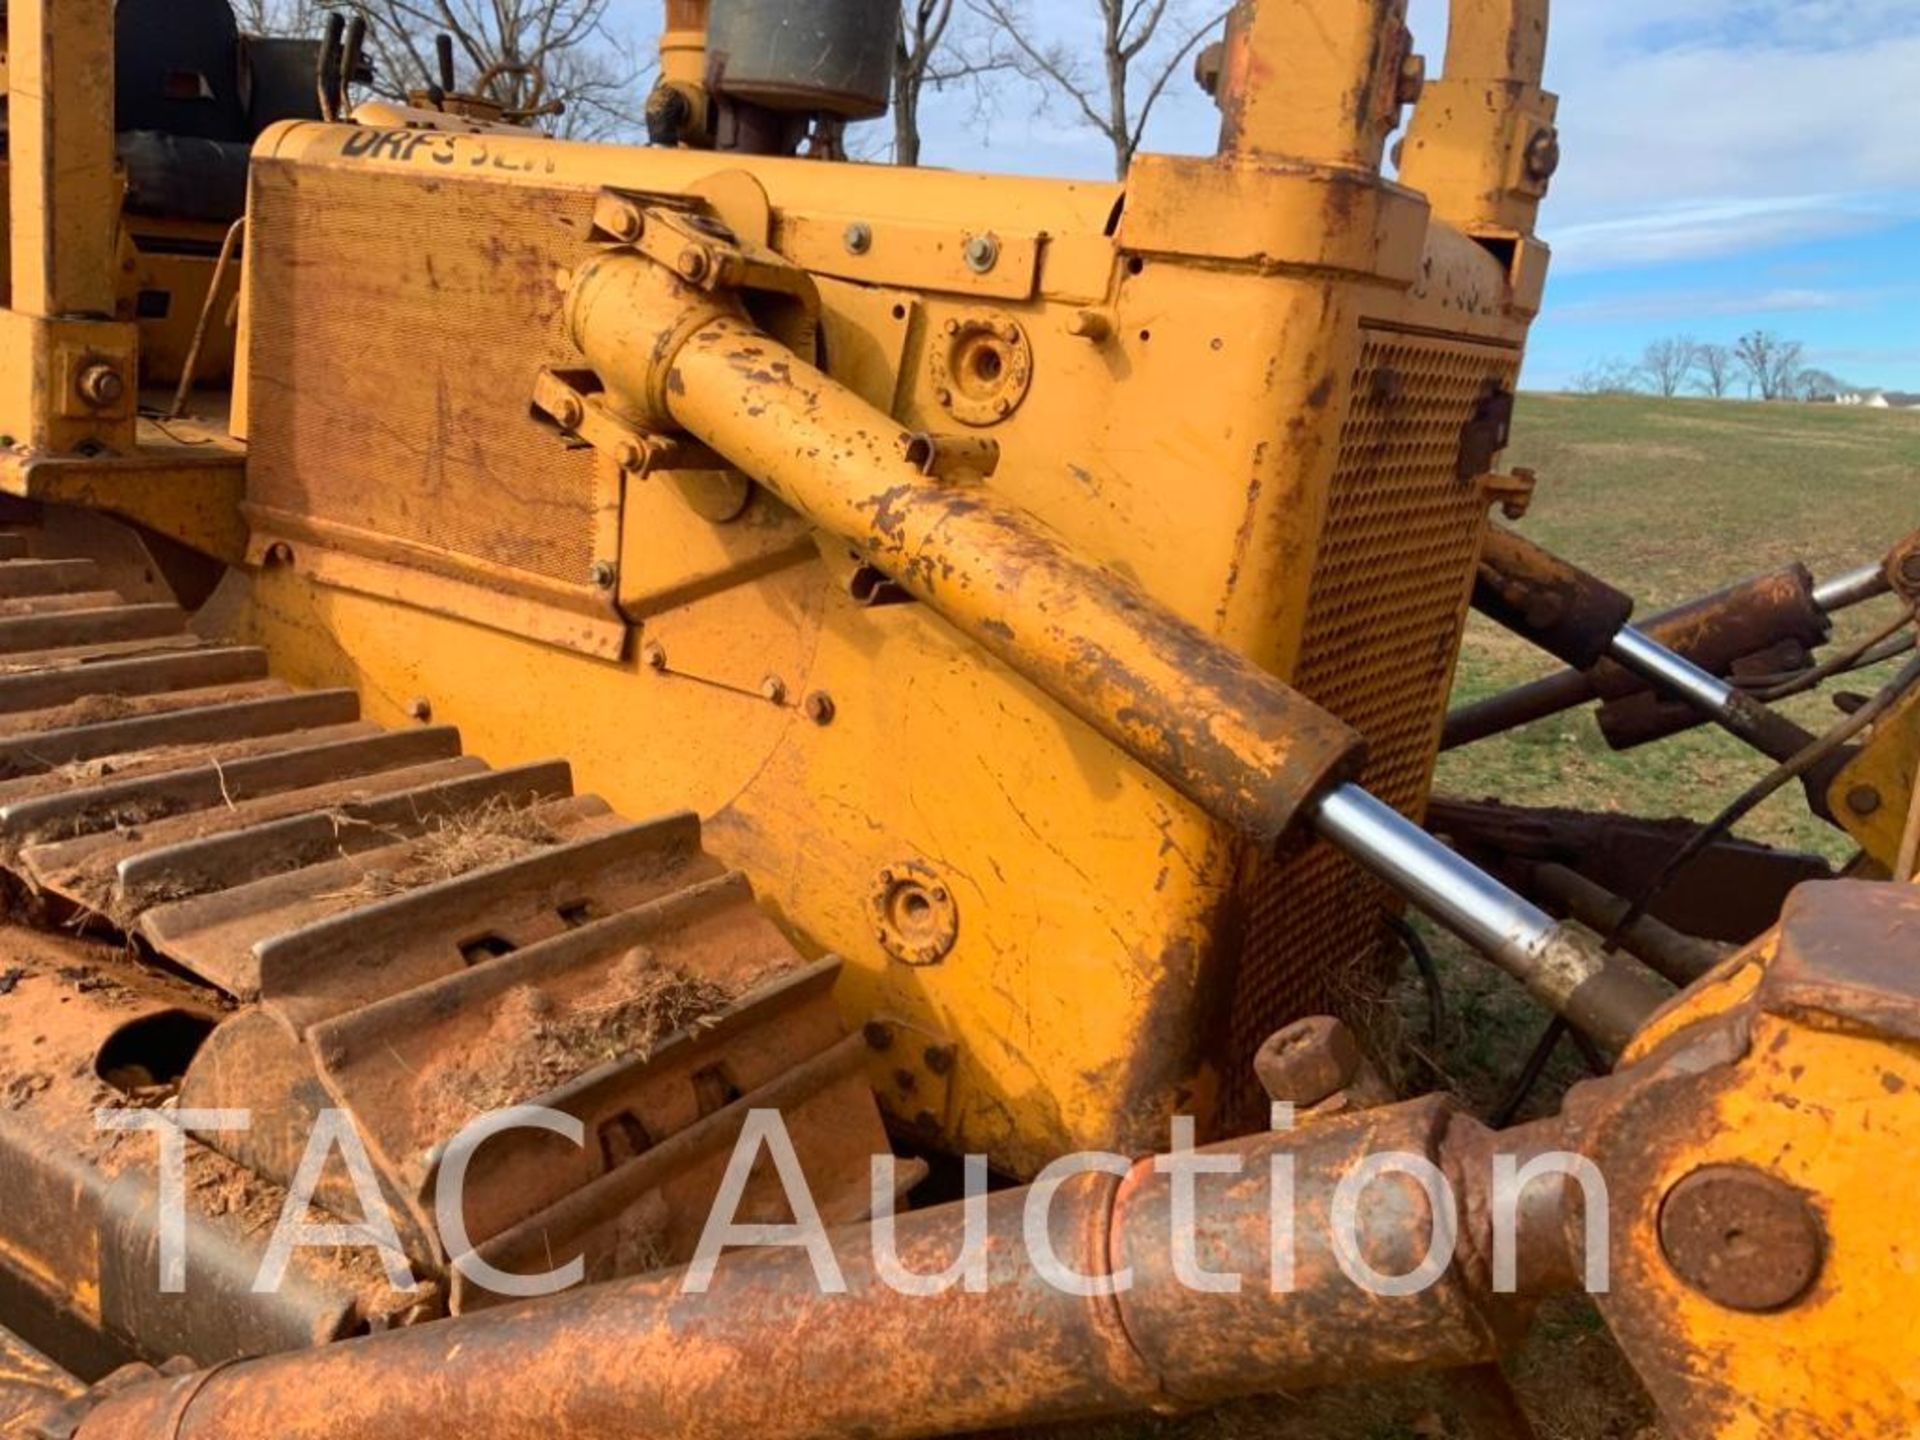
1552;282;1918;324
1546;195;1919;273
1462;5;1920;267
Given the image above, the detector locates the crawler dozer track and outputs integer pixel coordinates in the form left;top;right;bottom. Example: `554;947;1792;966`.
0;527;886;1369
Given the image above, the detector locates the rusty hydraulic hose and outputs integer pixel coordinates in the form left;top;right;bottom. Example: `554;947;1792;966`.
72;1100;1573;1440
561;251;1662;1048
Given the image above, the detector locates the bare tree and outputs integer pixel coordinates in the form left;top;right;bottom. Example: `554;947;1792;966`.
1795;368;1849;403
236;0;641;140
1640;336;1699;399
1693;342;1735;399
1734;331;1806;402
968;0;1229;178
894;1;1011;166
1571;359;1643;396
233;0;326;33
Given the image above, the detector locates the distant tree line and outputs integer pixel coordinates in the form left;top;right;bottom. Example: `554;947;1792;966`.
1573;332;1855;403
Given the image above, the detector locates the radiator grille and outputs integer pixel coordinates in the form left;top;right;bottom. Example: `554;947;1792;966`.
246;160;602;586
1223;331;1518;1127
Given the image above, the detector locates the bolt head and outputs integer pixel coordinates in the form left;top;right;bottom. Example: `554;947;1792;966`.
677;248;710;282
1848;785;1884;818
1067;310;1111;342
1525;127;1563;183
760;675;788;705
406;697;433;723
803;691;837;726
642;641;668;671
76;363;124;407
606;207;643;242
555;395;585;430
844;222;873;256
590;560;617;589
863;1021;894;1051
1396;52;1427;105
964;234;1000;274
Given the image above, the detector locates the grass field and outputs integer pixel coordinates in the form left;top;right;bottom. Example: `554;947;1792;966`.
1440;391;1919;861
1021;393;1918;1440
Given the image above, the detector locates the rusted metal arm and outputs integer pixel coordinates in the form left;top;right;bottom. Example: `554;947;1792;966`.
1465;528;1821;762
70;1098;1567;1440
1446;557;1864;752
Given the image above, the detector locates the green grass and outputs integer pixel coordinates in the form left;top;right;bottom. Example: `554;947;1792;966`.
1441;392;1919;859
1031;394;1917;1440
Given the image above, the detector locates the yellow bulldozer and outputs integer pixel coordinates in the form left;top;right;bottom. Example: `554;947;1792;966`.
0;1;1914;1436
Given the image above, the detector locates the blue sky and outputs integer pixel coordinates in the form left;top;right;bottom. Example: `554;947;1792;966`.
608;2;1920;391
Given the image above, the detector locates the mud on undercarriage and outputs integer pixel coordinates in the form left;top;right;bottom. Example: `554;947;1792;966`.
0;526;889;1376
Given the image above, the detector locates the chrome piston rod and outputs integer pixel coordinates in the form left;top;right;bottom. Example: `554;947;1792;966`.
1602;625;1821;762
1813;563;1893;614
1311;784;1665;1049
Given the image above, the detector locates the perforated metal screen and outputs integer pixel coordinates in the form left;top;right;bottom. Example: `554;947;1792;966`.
1222;330;1519;1128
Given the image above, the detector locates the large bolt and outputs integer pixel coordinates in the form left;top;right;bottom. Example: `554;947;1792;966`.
1254;1017;1364;1108
605;206;643;242
963;234;1001;274
1396;52;1427;105
677;247;711;283
844;222;873;256
1067;310;1112;343
76;363;125;408
1525;127;1563;183
1659;1164;1825;1314
803;691;837;726
760;675;788;705
1847;785;1884;818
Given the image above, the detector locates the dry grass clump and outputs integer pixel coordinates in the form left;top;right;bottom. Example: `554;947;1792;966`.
325;797;563;904
425;949;739;1123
